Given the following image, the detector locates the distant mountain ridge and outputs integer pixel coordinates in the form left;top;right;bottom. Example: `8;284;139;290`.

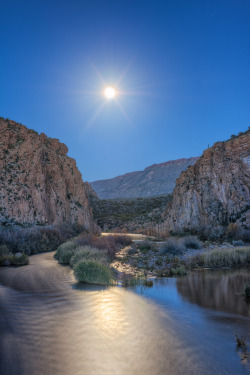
90;157;199;199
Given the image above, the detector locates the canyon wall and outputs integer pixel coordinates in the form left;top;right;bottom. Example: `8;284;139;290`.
163;130;250;234
0;118;95;230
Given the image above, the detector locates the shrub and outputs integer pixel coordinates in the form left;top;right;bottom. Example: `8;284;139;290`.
54;240;79;261
137;241;153;253
75;234;118;260
181;236;201;249
0;244;10;256
11;253;29;265
0;253;28;266
74;260;112;285
114;235;133;247
70;246;108;267
170;266;187;276
160;238;185;255
232;240;244;246
0;223;85;255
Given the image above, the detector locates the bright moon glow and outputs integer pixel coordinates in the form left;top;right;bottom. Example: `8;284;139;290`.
104;87;116;99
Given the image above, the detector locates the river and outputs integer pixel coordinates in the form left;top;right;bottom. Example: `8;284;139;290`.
0;252;249;375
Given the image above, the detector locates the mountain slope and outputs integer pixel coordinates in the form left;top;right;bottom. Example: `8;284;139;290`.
90;157;199;199
0;117;94;229
163;129;250;235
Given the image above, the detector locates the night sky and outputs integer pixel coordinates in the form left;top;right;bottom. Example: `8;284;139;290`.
1;0;249;181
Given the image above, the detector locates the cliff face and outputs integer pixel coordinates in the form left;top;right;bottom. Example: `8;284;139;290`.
0;118;94;229
90;157;199;199
163;130;250;233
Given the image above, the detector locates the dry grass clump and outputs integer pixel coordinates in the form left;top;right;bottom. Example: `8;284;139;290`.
194;247;250;268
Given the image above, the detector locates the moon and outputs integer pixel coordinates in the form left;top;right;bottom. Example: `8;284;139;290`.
104;86;116;99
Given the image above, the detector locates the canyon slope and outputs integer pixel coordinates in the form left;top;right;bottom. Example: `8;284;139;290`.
90;157;199;199
163;129;250;234
0;118;94;229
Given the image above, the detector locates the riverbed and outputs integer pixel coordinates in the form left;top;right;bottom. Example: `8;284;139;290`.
0;252;249;375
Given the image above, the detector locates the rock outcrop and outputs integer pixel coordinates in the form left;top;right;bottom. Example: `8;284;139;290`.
90;157;199;199
0;118;94;229
163;130;250;233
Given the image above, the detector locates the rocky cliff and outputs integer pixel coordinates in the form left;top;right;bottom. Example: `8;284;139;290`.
163;129;250;234
90;157;199;199
0;118;94;229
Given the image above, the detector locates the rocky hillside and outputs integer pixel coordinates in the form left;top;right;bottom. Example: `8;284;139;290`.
0;117;94;229
89;194;171;234
90;157;199;199
163;129;250;235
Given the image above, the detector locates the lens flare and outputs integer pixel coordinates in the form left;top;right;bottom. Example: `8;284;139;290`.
104;87;116;99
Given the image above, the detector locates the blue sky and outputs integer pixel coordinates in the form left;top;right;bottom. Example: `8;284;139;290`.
1;0;249;181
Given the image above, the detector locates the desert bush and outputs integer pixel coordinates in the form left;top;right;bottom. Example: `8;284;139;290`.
137;241;154;253
232;240;244;246
181;236;201;249
160;238;185;255
239;229;250;243
0;244;10;256
75;234;118;260
170;266;187;276
70;246;108;267
54;240;79;260
11;253;29;265
226;223;239;240
0;253;28;266
74;260;112;285
194;247;250;268
0;223;85;255
113;235;133;247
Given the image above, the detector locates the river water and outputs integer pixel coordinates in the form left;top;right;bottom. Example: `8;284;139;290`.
0;252;249;375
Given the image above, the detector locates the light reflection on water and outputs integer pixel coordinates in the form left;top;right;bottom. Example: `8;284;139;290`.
0;252;249;375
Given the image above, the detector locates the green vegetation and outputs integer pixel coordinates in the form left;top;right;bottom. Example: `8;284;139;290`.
0;244;28;266
169;266;187;276
54;233;133;285
89;194;171;232
70;247;108;267
0;223;86;255
74;260;112;285
160;236;201;255
137;240;154;253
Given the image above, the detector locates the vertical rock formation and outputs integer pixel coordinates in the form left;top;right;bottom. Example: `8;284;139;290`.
0;118;94;230
163;130;250;234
